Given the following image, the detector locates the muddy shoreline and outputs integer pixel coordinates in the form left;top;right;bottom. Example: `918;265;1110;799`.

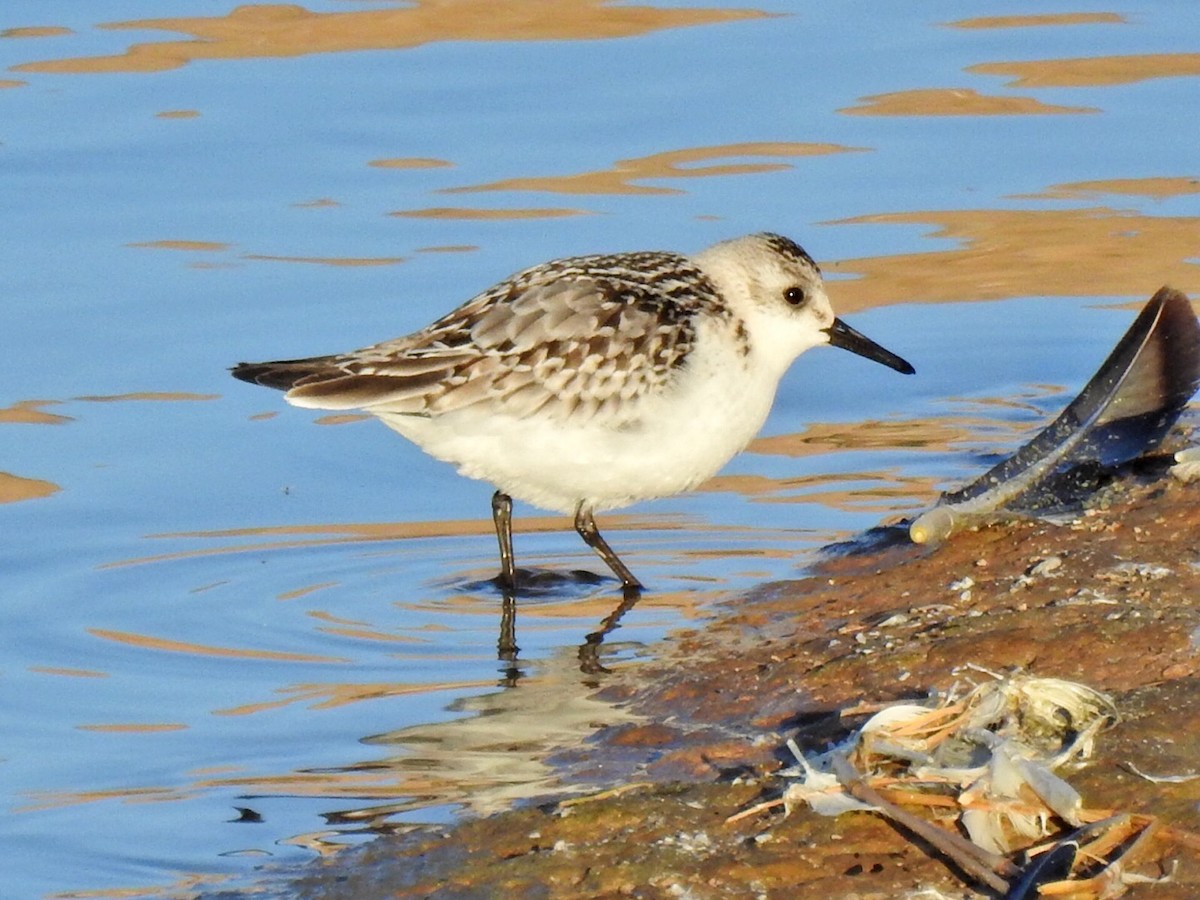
216;468;1200;899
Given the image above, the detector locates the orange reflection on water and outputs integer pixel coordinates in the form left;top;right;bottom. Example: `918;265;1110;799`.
306;610;368;627
1019;176;1200;201
104;515;653;570
842;87;1095;117
29;666;109;678
182;761;484;801
405;584;708;623
703;470;938;514
947;13;1125;29
278;581;339;601
128;239;230;252
193;654;643;815
416;244;479;254
1;25;73;38
23;636;644;829
76;391;219;404
750;413;1032;457
779;474;940;514
970;52;1200;88
389;206;589;220
0;472;60;504
302;614;439;648
369;156;453;170
0;399;72;424
88;627;349;664
78;722;188;734
214;678;495;716
293;197;341;209
130;239;408;267
313;622;427;645
12;1;769;75
442;142;865;196
21;783;186;813
826;206;1200;311
242;254;406;267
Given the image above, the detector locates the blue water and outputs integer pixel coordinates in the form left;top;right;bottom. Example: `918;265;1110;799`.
2;2;1198;896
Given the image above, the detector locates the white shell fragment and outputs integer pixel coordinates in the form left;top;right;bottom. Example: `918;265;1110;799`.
1170;445;1200;483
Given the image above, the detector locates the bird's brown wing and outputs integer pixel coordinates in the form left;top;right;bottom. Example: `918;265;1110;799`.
234;253;723;423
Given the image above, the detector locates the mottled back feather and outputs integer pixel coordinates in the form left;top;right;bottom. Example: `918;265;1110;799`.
234;251;731;423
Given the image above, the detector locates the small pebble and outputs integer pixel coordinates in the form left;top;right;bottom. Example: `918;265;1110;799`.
1170;449;1200;482
1027;556;1062;577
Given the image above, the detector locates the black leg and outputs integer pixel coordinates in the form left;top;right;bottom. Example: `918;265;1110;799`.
573;502;644;592
491;491;517;591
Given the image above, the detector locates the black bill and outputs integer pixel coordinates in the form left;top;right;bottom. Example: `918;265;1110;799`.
827;318;915;375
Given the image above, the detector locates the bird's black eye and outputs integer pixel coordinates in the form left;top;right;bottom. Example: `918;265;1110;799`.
784;286;807;307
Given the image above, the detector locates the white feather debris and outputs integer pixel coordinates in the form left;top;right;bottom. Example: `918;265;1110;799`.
1122;760;1200;784
756;672;1176;897
780;738;877;818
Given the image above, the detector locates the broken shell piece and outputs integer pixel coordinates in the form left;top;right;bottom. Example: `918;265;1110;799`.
1170;445;1200;483
910;505;959;544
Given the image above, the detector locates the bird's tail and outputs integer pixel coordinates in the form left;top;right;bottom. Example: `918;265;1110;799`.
229;356;339;392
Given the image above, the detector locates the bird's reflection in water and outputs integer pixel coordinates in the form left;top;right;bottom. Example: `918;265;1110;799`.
576;587;642;678
473;569;644;684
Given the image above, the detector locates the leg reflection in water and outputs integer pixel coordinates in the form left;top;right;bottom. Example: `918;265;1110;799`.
577;587;642;676
493;585;642;681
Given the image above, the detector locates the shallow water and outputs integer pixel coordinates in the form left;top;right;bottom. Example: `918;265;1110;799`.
2;2;1199;896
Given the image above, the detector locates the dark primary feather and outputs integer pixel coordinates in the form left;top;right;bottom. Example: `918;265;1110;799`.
230;250;733;421
230;356;338;391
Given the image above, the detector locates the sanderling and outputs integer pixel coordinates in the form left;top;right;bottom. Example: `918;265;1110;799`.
232;232;913;592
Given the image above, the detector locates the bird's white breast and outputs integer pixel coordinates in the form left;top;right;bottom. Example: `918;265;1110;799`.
376;315;781;513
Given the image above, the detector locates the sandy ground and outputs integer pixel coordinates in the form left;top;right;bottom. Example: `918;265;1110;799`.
220;462;1200;899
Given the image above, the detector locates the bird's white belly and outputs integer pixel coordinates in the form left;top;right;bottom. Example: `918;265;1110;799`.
376;347;778;514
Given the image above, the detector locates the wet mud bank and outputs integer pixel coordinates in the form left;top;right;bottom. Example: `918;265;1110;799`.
234;470;1200;898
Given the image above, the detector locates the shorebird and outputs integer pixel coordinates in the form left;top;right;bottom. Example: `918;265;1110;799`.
232;232;913;592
